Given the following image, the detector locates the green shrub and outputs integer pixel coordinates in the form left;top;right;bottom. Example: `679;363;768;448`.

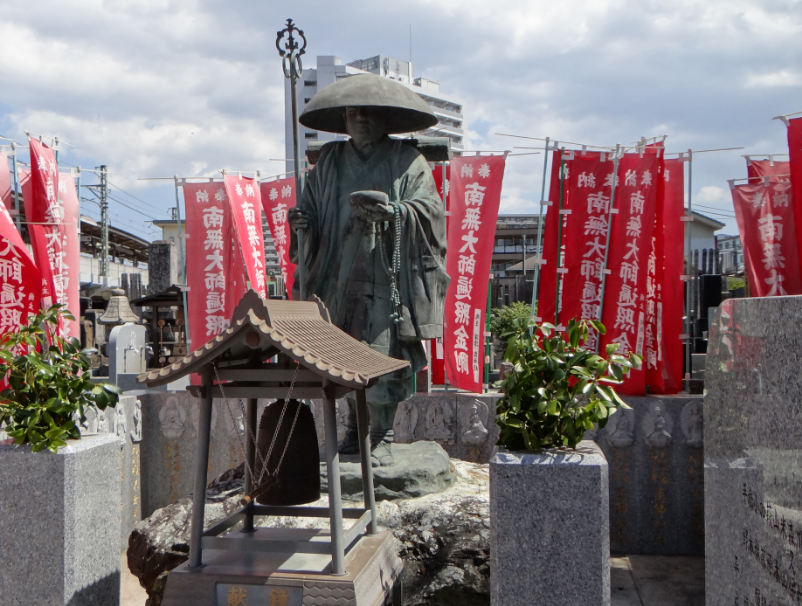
0;305;121;453
490;301;532;341
496;316;641;451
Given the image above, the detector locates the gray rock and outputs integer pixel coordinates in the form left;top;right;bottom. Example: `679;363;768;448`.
490;441;610;606
321;440;454;501
0;434;121;606
127;460;491;606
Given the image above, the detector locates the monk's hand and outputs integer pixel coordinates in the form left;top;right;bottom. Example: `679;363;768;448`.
349;190;394;222
288;208;309;231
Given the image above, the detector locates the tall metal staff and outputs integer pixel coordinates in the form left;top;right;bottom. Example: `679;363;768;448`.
276;19;307;301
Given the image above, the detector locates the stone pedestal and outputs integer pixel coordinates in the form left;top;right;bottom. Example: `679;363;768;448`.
490;440;610;606
160;530;402;606
0;433;121;605
704;297;802;606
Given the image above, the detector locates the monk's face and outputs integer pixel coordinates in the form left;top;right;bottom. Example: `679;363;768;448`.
345;106;388;148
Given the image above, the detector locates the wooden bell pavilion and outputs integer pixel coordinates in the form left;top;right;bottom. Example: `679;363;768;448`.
138;290;407;606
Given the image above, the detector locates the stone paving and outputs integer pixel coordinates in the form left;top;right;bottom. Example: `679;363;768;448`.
121;552;705;605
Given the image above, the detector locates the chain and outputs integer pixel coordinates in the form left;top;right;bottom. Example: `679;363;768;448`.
211;360;302;489
378;201;403;324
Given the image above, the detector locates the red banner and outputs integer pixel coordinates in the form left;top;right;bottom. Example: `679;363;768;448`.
429;164;450;385
444;155;506;392
183;182;242;349
0;183;40;335
56;173;82;339
730;180;801;297
787;118;802;272
0;154;12;211
599;151;661;395
19;168;56;315
259;177;296;297
747;158;791;184
537;150;570;326
650;158;685;394
224;175;266;298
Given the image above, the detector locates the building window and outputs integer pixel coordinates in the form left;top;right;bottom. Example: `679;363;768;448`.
303;81;317;86
304;133;317;140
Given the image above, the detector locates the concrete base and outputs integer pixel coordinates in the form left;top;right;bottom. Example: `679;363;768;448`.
161;530;402;606
490;440;610;606
0;433;121;606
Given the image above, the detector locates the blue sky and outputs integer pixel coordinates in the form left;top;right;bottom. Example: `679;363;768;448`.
1;0;801;238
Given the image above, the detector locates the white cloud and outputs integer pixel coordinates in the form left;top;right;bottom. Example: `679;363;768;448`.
0;0;799;241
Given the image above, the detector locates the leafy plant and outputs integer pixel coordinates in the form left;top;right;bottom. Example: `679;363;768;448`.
489;301;532;341
495;316;641;451
0;305;121;453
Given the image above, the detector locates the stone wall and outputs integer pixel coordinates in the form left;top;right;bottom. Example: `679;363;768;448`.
395;391;704;556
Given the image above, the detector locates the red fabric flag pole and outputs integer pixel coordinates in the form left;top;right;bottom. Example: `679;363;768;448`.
650;158;686;394
536;150;571;325
183;182;243;349
0;154;12;211
730;179;801;297
786;117;802;272
747;158;790;184
599;151;661;395
0;184;41;335
56;173;82;339
444;154;506;393
224;175;267;298
259;177;296;297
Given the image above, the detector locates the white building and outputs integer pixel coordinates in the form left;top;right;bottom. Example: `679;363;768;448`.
285;54;465;174
717;234;744;275
684;211;726;274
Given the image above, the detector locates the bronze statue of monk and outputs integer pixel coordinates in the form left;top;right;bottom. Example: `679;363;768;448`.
289;74;449;466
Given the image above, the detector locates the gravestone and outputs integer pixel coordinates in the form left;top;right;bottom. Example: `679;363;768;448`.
705;297;802;606
107;323;147;391
147;240;178;295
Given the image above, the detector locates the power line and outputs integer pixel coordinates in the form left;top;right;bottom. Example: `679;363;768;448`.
107;179;171;216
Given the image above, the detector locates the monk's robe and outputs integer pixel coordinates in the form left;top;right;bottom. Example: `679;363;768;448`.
290;135;449;403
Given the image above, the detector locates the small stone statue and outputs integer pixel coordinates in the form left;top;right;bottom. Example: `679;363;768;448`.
462;402;489;445
645;407;672;448
159;397;186;439
289;74;448;466
130;399;143;443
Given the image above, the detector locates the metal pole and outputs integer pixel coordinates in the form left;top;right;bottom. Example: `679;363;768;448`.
355;389;377;534
441;161;450;392
485;274;492;391
554;149;566;325
174;178;191;349
531;138;552;307
76;167;81;244
99;165;109;285
242;397;257;533
277;19;308;301
595;144;622;353
323;381;346;575
189;366;214;570
684;150;693;392
9;142;21;231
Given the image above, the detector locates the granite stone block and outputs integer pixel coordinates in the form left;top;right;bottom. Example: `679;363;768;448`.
704;297;802;606
0;433;121;606
134;390;263;518
490;440;610;606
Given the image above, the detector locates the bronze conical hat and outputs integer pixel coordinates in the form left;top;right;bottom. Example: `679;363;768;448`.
299;73;438;134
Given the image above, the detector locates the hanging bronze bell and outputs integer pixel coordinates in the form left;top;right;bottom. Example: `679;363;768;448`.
253;399;320;506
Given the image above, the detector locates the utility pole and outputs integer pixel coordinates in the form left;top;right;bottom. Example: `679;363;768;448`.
99;165;109;284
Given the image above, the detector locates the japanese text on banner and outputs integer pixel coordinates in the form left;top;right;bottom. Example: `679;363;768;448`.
444;155;506;393
599;151;660;395
259;177;296;297
730;180;801;297
224;175;267;298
